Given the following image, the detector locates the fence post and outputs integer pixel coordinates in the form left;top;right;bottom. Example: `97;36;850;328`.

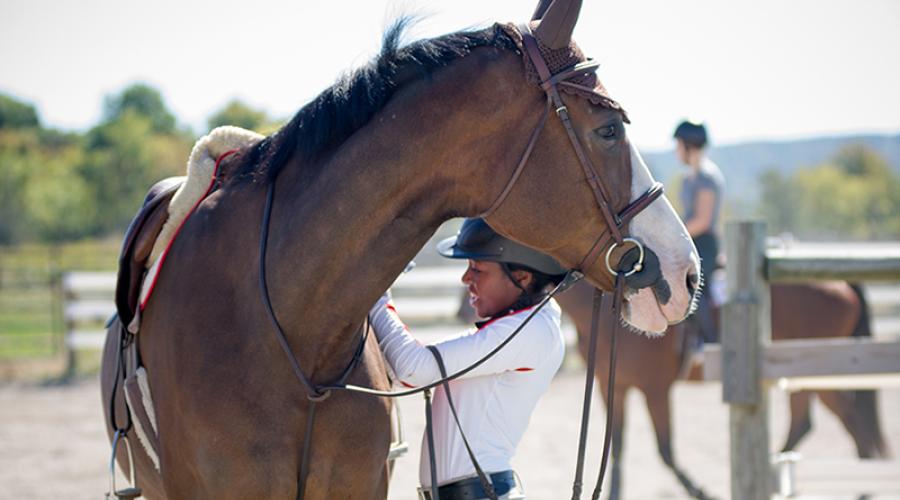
62;271;77;379
49;244;63;356
722;220;771;499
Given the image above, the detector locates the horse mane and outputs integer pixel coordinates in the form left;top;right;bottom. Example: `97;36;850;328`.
236;18;518;183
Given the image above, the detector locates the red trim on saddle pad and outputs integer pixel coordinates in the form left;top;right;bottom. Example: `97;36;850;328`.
139;149;239;310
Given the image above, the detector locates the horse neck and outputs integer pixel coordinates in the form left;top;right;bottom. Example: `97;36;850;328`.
264;48;540;376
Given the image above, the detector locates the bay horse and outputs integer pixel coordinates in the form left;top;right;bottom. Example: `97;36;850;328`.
101;1;701;498
557;279;891;500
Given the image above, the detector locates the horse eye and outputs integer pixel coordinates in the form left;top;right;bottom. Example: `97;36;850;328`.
595;124;617;140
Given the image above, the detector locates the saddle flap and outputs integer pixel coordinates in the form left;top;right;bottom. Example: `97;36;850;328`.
124;368;161;471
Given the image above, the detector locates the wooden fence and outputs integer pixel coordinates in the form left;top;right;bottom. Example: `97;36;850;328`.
704;221;900;499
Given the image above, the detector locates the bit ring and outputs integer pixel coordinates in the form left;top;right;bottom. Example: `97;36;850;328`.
605;238;645;277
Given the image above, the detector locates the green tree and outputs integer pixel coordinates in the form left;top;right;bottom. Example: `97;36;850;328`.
758;167;797;235
833;145;900;238
0;128;91;243
81;110;163;234
0;93;40;130
23;146;95;242
103;83;176;134
0;130;38;243
207;99;270;131
760;144;900;240
80;105;192;236
834;144;891;178
0;84;196;244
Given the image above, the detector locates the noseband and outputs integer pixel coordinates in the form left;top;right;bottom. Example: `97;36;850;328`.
481;24;664;280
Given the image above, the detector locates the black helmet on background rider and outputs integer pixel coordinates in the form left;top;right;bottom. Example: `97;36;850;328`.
673;120;708;149
437;218;568;295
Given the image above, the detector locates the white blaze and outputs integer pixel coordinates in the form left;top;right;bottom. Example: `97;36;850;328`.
622;143;700;334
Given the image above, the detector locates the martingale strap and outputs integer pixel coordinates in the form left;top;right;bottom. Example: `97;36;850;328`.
257;182;371;500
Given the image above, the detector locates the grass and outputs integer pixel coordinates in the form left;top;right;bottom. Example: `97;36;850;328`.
0;240;118;363
0;333;55;359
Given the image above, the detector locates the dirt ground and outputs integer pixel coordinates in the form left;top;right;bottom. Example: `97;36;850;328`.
1;369;898;500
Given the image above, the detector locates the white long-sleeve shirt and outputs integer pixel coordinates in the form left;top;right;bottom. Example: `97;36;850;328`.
369;296;565;487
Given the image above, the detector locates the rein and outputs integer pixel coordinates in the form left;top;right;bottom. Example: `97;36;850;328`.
256;23;664;500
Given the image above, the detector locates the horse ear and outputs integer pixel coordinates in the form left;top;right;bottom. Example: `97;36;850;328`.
533;0;582;49
531;0;553;20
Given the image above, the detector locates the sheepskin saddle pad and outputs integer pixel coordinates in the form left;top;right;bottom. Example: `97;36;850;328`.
115;126;262;333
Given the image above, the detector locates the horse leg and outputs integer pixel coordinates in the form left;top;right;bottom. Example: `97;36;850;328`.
841;284;891;458
852;389;892;459
781;391;813;452
817;390;879;459
645;384;713;500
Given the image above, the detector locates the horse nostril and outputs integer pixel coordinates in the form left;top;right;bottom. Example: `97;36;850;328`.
686;272;699;295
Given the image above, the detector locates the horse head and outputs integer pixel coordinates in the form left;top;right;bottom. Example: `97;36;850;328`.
477;0;700;334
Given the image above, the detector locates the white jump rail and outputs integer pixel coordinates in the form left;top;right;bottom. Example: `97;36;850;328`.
61;266;470;351
62;272;116;350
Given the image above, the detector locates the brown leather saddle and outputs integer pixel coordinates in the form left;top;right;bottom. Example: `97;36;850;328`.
102;176;185;489
115;176;185;329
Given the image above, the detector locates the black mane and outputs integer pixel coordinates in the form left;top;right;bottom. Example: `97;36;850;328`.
237;19;517;182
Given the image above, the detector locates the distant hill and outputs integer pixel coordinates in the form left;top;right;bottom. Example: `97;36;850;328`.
641;133;900;211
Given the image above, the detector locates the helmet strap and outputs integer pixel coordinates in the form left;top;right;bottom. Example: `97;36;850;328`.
500;262;530;296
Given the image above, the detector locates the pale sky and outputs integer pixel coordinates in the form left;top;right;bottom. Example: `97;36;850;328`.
2;0;899;150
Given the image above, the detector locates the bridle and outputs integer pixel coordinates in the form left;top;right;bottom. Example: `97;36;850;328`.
257;23;665;500
482;24;664;278
483;24;664;500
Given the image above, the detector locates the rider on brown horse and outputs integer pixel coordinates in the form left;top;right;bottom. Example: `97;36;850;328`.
674;120;725;345
369;218;568;499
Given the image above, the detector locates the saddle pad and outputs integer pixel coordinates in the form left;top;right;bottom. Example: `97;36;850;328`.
137;126;263;312
147;126;263;267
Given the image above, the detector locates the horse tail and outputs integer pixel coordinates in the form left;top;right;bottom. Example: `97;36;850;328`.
848;283;892;458
849;283;871;338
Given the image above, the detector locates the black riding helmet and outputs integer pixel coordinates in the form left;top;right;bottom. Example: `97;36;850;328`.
673;120;708;149
437;218;567;277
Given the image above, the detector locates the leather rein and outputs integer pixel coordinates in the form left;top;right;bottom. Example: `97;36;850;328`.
257;23;664;500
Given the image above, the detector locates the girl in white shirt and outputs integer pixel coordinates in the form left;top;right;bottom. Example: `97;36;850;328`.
369;218;568;500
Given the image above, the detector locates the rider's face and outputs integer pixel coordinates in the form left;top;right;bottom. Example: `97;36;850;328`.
675;139;689;165
461;260;522;319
